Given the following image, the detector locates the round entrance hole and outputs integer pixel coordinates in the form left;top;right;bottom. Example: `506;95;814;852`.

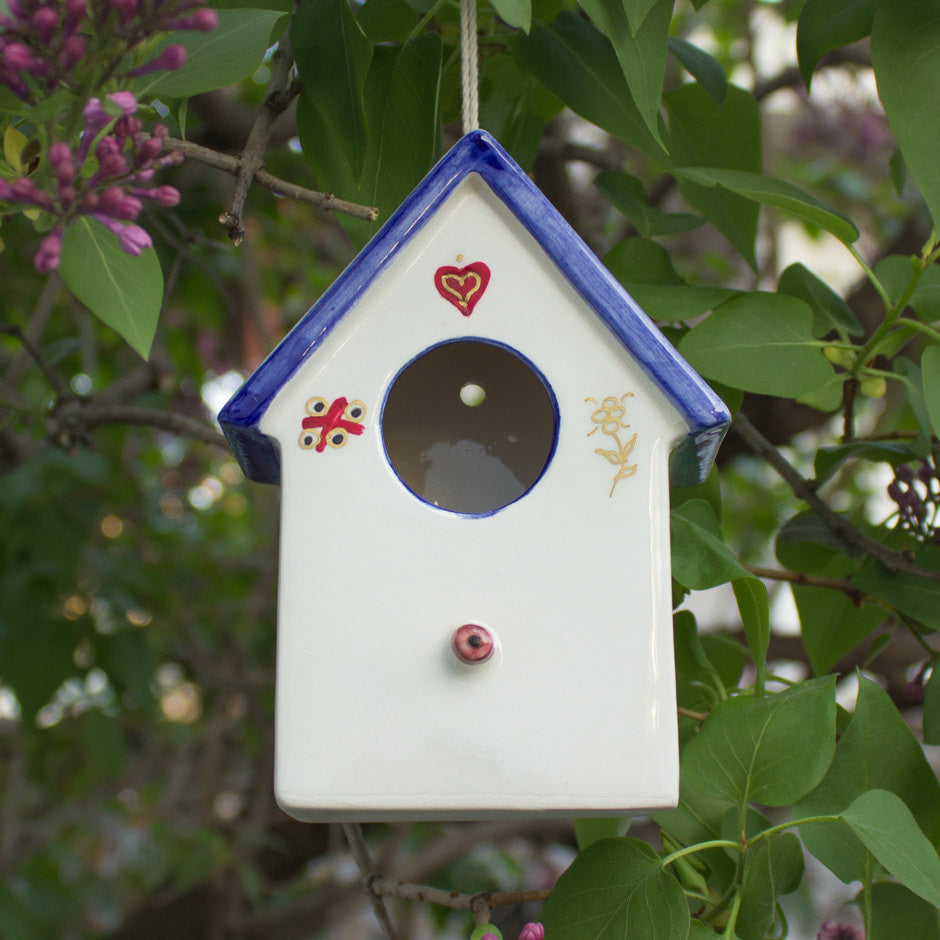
381;340;558;515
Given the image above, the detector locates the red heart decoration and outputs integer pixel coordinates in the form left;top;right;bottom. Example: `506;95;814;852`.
434;262;491;316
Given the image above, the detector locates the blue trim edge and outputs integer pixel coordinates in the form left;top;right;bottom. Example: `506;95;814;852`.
218;130;730;488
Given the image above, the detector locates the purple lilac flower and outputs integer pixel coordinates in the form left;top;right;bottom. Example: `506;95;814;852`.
519;924;545;940
33;230;62;273
887;456;940;543
817;922;864;940
0;0;216;100
0;0;211;270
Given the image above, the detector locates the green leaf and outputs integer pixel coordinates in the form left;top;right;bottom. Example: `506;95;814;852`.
357;0;416;43
542;838;690;940
576;0;671;147
671;499;749;590
796;677;940;884
513;12;666;157
796;0;879;88
595;172;705;237
59;218;163;360
870;882;940;940
872;0;940;230
297;33;441;248
792;584;886;675
682;676;837;808
574;816;631;850
624;0;660;33
925;665;940;746
688;924;720;940
292;0;373;181
775;511;858;575
852;551;940;630
143;9;285;98
487;0;531;32
605;237;683;284
778;263;863;337
673;611;744;712
736;833;803;940
671;167;859;244
677;293;834;398
667;37;727;104
841;789;940;906
480;55;561;171
664;84;761;269
874;255;940;320
732;577;769;691
814;441;916;486
922;345;940;438
621;284;739;322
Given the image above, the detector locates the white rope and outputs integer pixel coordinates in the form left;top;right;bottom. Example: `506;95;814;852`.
459;0;479;133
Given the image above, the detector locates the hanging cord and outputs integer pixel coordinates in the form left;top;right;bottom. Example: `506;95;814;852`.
459;0;480;133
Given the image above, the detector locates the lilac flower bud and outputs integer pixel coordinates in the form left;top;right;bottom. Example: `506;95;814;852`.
98;152;129;178
917;464;934;485
133;184;179;207
519;925;545;940
10;177;35;200
47;142;74;180
134;168;155;181
167;7;218;31
65;0;86;30
0;179;10;199
112;0;137;22
58;184;76;208
31;6;58;42
114;115;142;140
99;186;142;219
108;91;137;115
817;922;864;940
63;35;85;68
136;136;163;163
159;44;187;69
34;230;62;273
3;42;34;70
118;224;152;256
887;480;904;503
79;191;99;211
897;464;915;484
155;150;184;168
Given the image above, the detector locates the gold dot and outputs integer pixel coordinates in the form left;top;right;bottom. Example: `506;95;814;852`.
456;253;464;263
100;515;124;538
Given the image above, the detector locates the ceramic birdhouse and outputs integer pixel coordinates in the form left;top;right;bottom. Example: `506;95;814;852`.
219;130;730;821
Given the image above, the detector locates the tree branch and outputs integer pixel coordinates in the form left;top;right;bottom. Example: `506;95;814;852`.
218;31;300;244
0;323;68;399
343;824;401;940
370;879;551;913
744;565;868;602
164;137;378;223
733;411;940;582
53;401;229;449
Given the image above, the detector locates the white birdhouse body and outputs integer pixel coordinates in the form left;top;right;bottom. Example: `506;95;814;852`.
221;131;729;821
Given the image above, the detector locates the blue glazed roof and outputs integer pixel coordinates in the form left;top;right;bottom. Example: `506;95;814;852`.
219;130;730;487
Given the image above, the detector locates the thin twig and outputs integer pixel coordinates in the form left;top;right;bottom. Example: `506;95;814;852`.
744;565;867;602
4;272;61;386
165;136;378;223
677;706;708;722
219;31;299;244
733;412;940;582
54;401;229;449
343;824;401;940
0;324;69;398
